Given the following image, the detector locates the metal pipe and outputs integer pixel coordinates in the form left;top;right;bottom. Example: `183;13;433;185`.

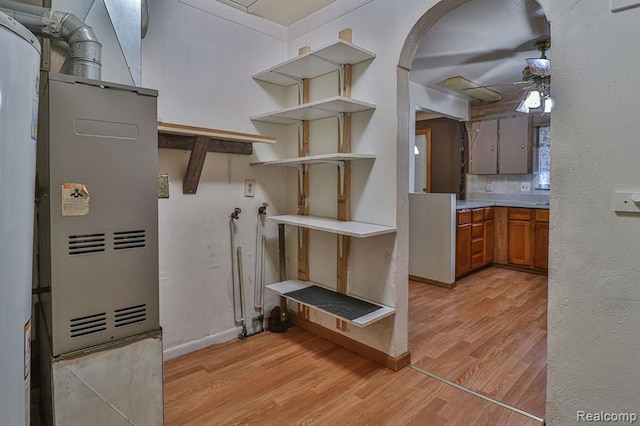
236;247;247;339
0;0;102;80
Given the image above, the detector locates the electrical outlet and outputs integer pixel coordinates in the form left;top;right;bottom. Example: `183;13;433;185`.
521;182;531;192
485;183;493;192
158;175;169;198
244;179;255;197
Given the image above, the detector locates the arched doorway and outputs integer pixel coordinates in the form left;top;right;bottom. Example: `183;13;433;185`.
398;0;550;421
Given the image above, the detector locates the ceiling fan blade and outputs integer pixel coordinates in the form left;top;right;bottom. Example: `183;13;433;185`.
526;58;551;76
462;80;529;90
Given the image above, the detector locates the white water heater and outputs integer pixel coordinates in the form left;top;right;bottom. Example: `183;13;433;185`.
0;11;41;426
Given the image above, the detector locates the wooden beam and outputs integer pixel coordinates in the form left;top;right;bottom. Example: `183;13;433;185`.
158;133;253;155
298;78;311;282
183;136;209;194
158;122;276;144
298;45;311;55
343;64;352;98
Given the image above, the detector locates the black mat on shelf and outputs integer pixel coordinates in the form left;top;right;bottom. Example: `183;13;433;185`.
284;285;379;320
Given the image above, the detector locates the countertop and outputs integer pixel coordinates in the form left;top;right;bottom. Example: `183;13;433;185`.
456;200;549;210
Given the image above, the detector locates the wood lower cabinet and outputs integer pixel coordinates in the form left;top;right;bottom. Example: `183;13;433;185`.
533;209;549;270
456;209;472;277
498;207;549;272
456;207;494;278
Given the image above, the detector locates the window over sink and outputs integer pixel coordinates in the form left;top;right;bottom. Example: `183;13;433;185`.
535;125;550;189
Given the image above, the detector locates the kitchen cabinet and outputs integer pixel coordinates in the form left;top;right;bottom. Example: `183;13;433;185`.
533;209;549;270
484;207;494;264
470;116;530;175
504;207;548;272
456;207;494;278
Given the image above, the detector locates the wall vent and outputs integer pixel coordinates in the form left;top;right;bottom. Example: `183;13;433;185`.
113;230;146;250
114;304;147;328
68;233;106;255
70;313;107;338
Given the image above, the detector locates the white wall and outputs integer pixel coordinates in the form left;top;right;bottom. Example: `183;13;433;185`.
142;0;289;357
542;1;640;423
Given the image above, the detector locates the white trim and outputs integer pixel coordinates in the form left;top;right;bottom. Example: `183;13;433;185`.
178;0;287;41
163;326;243;360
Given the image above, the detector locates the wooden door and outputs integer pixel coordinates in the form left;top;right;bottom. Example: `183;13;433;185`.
484;219;494;264
508;220;532;266
470;119;497;174
534;222;549;270
456;224;472;277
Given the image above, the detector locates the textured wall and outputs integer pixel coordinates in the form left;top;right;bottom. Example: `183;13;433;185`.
544;1;640;423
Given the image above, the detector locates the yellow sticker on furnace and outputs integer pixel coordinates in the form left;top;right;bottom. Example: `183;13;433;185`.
61;183;90;216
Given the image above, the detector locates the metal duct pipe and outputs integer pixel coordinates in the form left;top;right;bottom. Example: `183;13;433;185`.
0;0;101;80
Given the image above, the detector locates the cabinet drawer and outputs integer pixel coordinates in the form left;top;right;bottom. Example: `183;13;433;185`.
472;208;484;223
471;223;484;238
471;238;484;254
484;207;494;220
508;208;533;221
458;209;471;225
471;253;485;269
535;209;549;223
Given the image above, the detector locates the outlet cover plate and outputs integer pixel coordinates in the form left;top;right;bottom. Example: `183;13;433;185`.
244;179;255;197
614;192;640;213
521;182;531;192
158;175;169;198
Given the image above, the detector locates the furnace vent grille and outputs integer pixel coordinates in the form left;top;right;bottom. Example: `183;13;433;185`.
68;233;106;255
114;304;147;328
113;230;146;250
70;313;107;338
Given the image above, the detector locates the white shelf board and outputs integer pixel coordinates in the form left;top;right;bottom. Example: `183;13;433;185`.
253;40;376;86
268;215;395;238
251;153;376;167
266;280;395;327
251;96;375;125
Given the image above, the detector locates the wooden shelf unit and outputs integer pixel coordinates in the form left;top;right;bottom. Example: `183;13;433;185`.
266;280;395;327
252;30;394;333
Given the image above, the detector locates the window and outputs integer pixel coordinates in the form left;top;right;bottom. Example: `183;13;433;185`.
535;125;550;189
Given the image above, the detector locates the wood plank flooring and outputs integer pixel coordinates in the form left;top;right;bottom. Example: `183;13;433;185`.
164;266;546;424
164;327;540;425
409;267;547;417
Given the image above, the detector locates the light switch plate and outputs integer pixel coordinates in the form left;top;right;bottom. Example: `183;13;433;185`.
158;175;169;198
244;179;255;197
614;192;640;213
521;182;531;192
485;183;493;192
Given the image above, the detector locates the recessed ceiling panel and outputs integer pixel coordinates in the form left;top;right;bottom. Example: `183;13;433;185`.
217;0;336;26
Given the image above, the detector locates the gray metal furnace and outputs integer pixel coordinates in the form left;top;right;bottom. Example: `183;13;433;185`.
37;73;163;425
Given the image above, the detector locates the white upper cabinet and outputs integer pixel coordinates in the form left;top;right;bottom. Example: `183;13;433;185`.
470;116;530;175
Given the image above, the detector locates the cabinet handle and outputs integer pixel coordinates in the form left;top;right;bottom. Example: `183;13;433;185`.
521;143;525;149
491;145;495;151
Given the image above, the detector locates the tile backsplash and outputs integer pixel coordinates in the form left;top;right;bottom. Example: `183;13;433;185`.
466;173;550;200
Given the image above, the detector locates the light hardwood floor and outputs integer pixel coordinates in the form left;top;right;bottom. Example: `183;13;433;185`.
410;267;547;417
164;267;546;425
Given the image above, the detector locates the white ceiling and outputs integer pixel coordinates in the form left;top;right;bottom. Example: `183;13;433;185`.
214;0;549;104
410;0;550;104
216;0;337;26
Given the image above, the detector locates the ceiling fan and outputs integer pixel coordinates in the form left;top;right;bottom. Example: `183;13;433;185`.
444;39;553;112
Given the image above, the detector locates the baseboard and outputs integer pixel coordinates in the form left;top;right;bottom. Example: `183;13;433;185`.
409;275;456;289
491;263;548;276
163;326;243;360
288;314;411;371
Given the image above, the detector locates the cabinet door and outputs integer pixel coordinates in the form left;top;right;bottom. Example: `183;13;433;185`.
499;116;529;174
508;219;532;266
456;224;472;277
470;119;497;174
534;222;549;270
484;219;494;264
